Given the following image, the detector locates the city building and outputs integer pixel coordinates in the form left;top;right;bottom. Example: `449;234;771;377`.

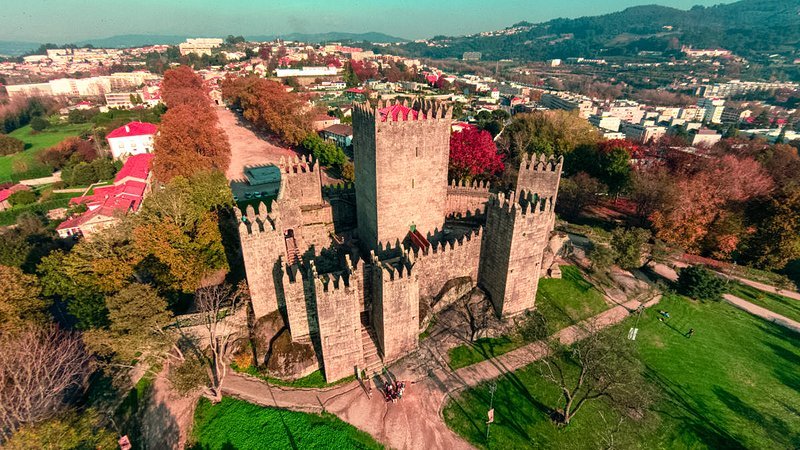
237;99;564;382
540;92;596;118
620;121;667;143
698;98;726;124
320;124;353;148
462;52;482;61
589;113;622;132
179;38;224;56
691;128;723;147
106;122;157;160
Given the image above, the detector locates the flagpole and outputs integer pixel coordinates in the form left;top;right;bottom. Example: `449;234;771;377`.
486;382;497;441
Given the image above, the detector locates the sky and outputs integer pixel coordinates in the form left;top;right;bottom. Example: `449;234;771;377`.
1;0;732;43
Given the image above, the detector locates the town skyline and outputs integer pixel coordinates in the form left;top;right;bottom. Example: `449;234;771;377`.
2;0;731;43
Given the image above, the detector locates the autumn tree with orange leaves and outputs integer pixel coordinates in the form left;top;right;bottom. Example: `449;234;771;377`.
153;66;230;182
221;75;314;146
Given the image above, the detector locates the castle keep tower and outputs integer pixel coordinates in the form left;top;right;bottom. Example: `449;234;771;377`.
478;155;563;317
353;99;452;249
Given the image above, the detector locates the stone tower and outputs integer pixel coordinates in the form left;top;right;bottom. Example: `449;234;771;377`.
353;99;452;249
478;155;562;317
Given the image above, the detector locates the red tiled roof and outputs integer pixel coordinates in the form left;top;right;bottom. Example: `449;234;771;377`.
106;121;157;139
0;184;29;203
114;153;153;183
378;104;420;122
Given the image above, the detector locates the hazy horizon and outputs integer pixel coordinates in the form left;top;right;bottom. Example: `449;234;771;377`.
2;0;732;43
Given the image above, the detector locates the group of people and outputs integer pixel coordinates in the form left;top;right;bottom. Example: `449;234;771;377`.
383;380;406;403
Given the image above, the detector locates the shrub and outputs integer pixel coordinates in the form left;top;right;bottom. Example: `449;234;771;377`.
0;135;25;156
611;227;652;270
61;158;117;187
301;134;346;167
341;161;355;183
8;190;36;206
39;137;97;169
30;116;49;132
677;265;726;301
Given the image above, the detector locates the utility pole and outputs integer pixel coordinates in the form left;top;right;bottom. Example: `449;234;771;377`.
486;382;497;441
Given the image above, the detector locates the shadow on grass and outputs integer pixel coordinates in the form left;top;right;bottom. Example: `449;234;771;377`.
644;369;747;449
712;386;800;449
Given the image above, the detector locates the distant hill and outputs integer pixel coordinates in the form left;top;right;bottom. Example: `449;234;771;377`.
0;41;41;57
389;0;800;60
248;31;407;43
76;34;190;48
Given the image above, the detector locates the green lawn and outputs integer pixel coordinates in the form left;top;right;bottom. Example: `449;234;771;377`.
728;281;800;324
448;266;610;369
188;397;383;450
1;123;92;182
443;294;800;449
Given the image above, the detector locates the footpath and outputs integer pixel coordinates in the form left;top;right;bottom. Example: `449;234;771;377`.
223;296;656;450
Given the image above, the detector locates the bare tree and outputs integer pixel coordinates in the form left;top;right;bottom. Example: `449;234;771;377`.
0;326;92;441
196;282;244;402
538;322;653;427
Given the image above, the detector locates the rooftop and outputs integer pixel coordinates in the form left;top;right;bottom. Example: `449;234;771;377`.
106;121;157;139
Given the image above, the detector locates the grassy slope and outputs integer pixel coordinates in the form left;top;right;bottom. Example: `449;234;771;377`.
448;266;609;369
443;294;800;449
188;397;383;450
0;123;91;181
728;282;800;324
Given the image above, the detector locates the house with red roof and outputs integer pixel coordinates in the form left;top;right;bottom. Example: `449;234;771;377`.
0;184;31;211
106;121;157;161
56;153;154;239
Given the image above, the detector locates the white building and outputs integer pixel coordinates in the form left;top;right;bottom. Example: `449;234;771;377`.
620;122;667;143
589;113;621;132
106;122;157;161
179;38;224;56
698;98;726;124
274;66;338;78
691;129;722;147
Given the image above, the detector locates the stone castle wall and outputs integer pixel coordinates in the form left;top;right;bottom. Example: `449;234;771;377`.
314;268;364;382
237;203;286;318
371;257;419;362
354;100;452;249
322;184;357;231
479;191;556;317
514;154;563;201
412;229;483;299
281;264;313;340
446;180;491;217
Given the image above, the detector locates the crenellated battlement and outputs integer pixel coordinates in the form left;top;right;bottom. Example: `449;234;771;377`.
353;98;453;125
519;153;563;173
277;155;318;175
448;179;491;191
235;201;281;236
488;191;556;218
321;182;355;197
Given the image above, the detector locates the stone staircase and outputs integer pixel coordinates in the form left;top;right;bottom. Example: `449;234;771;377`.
285;235;301;265
360;311;383;375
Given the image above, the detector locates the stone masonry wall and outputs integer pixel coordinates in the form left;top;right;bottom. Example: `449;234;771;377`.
371;258;419;362
354;100;452;249
445;180;491;217
514;154;563;201
479;192;556;317
315;270;364;382
278;156;324;207
282;264;312;339
412;229;483;299
237;203;286;319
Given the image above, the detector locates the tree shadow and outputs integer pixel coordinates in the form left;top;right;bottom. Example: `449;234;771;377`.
712;386;800;449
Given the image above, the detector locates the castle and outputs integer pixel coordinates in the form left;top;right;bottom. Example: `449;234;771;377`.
236;99;563;382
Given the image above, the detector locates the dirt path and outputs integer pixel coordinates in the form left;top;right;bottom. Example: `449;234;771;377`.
724;276;800;301
140;364;200;450
723;294;800;333
222;297;657;450
215;106;299;180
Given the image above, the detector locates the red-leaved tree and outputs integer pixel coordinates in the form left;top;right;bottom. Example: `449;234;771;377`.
449;128;505;180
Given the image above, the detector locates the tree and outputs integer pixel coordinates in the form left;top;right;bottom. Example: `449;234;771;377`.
741;188;800;270
676;265;726;301
538;324;653;426
83;283;174;362
498;110;601;161
628;168;678;227
588;242;616;274
30;116;48;132
197;283;245;402
610;227;651;270
301;134;346;167
153;105;231;182
565;143;632;196
448;128;505;180
221;75;314;146
3;410;116;450
340;161;355;183
0;265;50;332
39;137;97;169
0;135;24;156
7;189;36;206
556;172;607;220
161;65;208;108
0;325;92;441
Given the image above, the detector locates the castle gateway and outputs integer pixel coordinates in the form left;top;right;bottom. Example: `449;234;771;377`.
237;99;563;382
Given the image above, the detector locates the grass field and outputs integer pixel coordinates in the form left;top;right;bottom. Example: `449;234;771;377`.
448;266;610;369
188;397;383;450
728;281;800;324
443;294;800;449
0;123;91;182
